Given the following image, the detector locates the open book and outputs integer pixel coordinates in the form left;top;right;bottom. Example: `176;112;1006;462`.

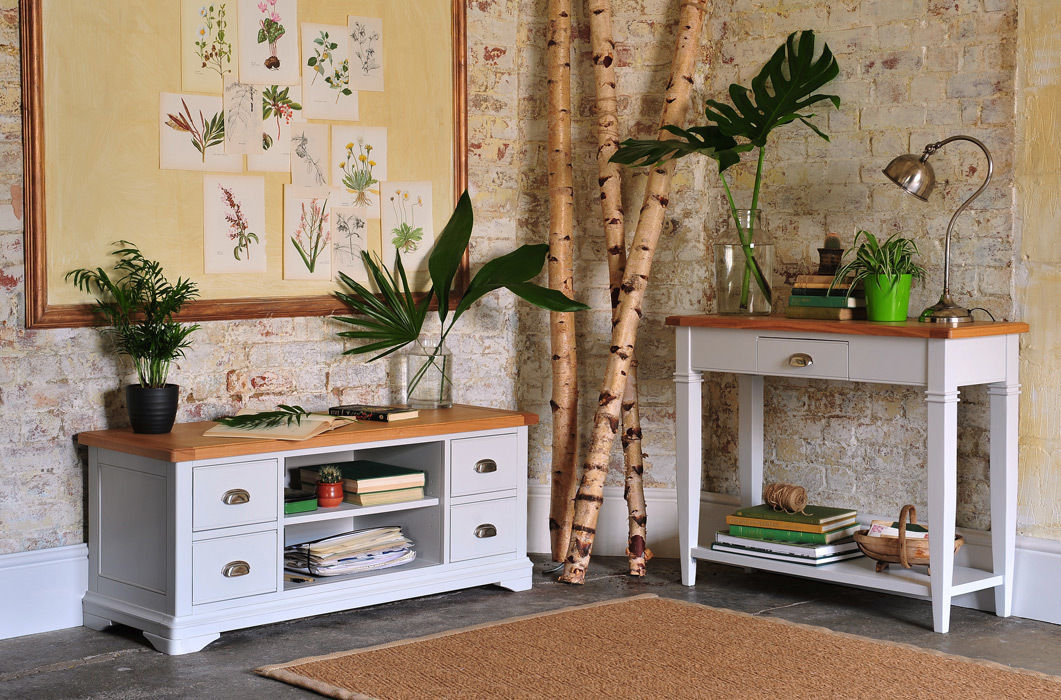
203;410;355;441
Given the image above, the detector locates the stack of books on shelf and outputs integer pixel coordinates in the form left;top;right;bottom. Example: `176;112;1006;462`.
712;503;864;566
284;526;415;577
299;460;426;506
786;274;866;320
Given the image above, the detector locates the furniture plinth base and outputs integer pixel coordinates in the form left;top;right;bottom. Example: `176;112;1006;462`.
143;631;220;655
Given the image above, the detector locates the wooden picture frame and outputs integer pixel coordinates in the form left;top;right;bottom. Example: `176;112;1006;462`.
20;0;468;328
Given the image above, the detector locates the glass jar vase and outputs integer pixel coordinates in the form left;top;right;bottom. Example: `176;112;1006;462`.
406;341;453;409
713;209;774;315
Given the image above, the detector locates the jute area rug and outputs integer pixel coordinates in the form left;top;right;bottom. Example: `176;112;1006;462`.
255;594;1061;699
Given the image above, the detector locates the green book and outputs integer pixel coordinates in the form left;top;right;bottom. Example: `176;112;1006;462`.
733;503;856;526
788;294;865;309
299;460;426;493
728;522;859;544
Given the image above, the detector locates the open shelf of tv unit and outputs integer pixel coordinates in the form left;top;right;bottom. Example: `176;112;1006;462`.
284;497;440;524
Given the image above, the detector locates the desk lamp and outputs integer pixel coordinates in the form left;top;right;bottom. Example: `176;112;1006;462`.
882;135;993;324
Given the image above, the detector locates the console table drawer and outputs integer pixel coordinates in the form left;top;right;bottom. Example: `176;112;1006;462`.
450;497;517;562
193;460;278;532
450;434;518;497
757;337;849;379
192;530;277;605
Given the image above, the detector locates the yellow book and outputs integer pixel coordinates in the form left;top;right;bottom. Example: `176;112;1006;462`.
725;514;858;534
344;487;426;506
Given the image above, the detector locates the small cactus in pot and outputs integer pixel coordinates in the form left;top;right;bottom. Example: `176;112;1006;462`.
316;465;344;508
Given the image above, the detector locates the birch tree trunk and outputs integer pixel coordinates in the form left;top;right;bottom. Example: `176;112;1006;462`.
560;0;708;584
588;0;651;576
547;0;580;561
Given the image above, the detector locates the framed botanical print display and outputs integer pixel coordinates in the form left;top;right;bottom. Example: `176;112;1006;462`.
21;0;467;327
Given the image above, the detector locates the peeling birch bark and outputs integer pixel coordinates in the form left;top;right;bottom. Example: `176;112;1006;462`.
547;0;580;561
560;0;708;584
588;0;652;576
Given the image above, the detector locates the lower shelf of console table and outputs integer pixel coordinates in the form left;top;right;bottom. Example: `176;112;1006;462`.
77;406;538;654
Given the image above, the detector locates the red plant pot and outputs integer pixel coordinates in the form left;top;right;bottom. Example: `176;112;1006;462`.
316;482;344;508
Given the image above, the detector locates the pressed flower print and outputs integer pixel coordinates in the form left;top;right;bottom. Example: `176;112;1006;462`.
331;126;388;207
181;0;239;93
289;121;329;187
160;93;242;172
223;77;264;154
203;176;266;273
246;85;303;172
380;181;434;288
237;0;299;84
283;186;332;280
331;205;382;283
348;16;383;92
300;23;358;121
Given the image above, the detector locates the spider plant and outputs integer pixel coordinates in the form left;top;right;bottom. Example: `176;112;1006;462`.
611;30;841;310
334;191;589;400
829;230;926;296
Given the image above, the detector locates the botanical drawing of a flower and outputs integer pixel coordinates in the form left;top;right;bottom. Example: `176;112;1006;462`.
291;197;330;273
165;98;225;162
257;0;285;70
260;85;302;149
389;189;424;253
220;184;259;261
349;21;380;77
194;4;232;79
340;139;378;207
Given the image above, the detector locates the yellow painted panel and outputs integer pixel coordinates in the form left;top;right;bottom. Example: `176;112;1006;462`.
43;0;455;304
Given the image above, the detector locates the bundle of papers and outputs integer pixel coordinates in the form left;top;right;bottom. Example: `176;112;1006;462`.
284;526;415;577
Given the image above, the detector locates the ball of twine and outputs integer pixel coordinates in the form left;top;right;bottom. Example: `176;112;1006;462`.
764;482;808;515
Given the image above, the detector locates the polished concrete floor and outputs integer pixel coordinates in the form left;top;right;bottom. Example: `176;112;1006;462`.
2;555;1059;698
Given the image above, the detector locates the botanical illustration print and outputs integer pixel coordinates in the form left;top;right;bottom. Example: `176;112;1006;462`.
348;16;384;92
300;23;358;121
331;126;387;207
284;186;332;280
331;205;382;283
181;0;239;93
203;175;266;273
160;93;242;172
380;181;434;286
223;77;264;154
289;121;329;187
237;0;299;84
246;85;302;172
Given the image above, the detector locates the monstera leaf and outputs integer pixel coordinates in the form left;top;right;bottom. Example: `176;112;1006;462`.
706;30;839;147
610;125;743;171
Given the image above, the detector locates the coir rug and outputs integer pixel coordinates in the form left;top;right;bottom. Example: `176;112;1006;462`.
255;595;1061;699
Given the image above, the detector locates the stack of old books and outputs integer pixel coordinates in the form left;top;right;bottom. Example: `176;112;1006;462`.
712;503;863;566
284;526;415;577
299;460;426;506
786;274;866;320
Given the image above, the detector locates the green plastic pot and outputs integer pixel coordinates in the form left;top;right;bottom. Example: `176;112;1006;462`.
864;274;912;322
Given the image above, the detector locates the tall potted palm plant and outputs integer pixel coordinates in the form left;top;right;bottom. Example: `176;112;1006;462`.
68;242;200;433
611;30;841;314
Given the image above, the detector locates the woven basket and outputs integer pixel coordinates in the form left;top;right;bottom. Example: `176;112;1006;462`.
853;505;964;574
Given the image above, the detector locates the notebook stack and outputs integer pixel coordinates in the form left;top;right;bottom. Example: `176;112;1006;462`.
712;504;863;566
786;274;866;320
284;526;415;577
299;460;426;506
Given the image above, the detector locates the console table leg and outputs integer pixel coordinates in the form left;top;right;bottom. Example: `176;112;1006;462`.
675;328;703;587
738;375;764;507
989;370;1019;618
926;382;959;634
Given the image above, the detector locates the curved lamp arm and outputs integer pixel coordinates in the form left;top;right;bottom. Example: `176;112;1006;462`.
920;135;993;295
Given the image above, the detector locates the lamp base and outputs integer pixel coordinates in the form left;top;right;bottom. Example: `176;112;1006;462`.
918;293;974;324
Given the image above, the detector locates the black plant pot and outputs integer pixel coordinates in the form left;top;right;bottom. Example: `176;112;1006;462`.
125;384;179;434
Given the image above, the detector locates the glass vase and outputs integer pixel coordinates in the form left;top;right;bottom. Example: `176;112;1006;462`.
406;342;453;409
713;209;774;315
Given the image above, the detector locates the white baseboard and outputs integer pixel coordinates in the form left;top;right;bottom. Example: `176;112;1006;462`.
527;484;1061;626
0;544;88;640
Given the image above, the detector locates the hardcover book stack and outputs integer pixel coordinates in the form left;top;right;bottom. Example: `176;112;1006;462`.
712;504;864;566
786;274;866;320
300;460;426;506
284;527;415;578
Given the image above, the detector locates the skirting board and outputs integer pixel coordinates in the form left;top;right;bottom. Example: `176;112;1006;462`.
527;484;1061;626
0;543;88;640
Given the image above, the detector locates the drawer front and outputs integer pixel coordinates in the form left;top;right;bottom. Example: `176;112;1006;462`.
450;498;518;562
756;337;849;380
192;530;277;604
450;434;519;497
193;460;278;532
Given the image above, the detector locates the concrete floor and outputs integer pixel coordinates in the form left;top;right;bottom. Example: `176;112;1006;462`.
2;555;1059;698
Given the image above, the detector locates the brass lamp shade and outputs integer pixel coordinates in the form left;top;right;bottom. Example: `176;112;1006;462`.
882;135;993;325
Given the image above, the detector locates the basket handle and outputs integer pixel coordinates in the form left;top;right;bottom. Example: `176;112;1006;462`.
898;504;917;569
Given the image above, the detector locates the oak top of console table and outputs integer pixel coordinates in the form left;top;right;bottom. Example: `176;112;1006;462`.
77;405;539;462
665;315;1029;339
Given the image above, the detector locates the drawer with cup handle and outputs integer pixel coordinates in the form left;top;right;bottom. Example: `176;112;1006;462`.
192;459;278;532
450;433;518;497
756;337;849;380
449;497;517;562
192;529;277;605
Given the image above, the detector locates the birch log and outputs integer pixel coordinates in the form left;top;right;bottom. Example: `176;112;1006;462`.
588;0;652;576
547;0;580;561
560;0;708;584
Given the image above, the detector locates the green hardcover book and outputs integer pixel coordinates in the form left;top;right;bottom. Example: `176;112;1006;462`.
284;489;318;515
299;460;426;493
788;295;865;309
732;503;856;526
727;522;859;544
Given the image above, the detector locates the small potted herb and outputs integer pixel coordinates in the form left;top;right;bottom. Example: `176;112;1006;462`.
316;465;344;508
67;242;200;433
830;231;926;322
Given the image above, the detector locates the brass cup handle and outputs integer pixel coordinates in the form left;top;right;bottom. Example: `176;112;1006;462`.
222;560;250;578
474;459;498;474
474;524;497;539
788;353;814;368
221;488;250;505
